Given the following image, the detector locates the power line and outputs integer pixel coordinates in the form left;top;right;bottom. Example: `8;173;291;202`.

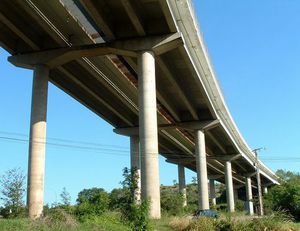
0;131;299;162
0;130;129;150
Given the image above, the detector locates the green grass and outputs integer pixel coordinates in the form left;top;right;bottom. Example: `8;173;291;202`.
0;212;131;231
1;213;300;231
152;215;173;231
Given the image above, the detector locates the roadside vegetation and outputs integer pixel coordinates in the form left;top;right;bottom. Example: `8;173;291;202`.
0;168;300;230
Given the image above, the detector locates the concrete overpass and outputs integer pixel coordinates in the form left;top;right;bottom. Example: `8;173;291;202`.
0;0;278;219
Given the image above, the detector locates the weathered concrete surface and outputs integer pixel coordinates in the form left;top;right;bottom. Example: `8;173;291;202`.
225;161;235;212
246;176;254;215
27;65;49;219
130;136;141;203
138;51;161;219
195;130;209;210
178;164;187;207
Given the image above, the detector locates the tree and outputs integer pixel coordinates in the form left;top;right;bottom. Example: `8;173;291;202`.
75;187;110;220
265;169;300;221
120;167;151;231
276;169;300;183
60;187;71;206
109;188;127;210
0;168;26;218
160;186;184;215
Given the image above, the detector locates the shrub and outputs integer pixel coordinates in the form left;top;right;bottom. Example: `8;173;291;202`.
119;167;151;231
168;212;298;231
186;217;215;231
109;188;127;210
31;208;78;230
161;187;184;215
169;217;190;231
75;187;110;220
265;178;300;220
0;168;26;218
235;200;245;212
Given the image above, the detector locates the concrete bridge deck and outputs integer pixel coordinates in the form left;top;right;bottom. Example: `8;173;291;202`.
0;0;278;219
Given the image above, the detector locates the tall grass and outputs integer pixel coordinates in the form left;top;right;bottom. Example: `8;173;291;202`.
168;211;300;231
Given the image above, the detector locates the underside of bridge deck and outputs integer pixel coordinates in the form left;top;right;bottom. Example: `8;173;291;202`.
0;0;278;219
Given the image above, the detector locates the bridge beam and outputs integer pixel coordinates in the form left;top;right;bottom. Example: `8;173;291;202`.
225;160;235;212
245;176;254;215
27;65;49;219
8;33;182;69
138;51;161;219
178;165;187;207
195;130;209;210
114;119;219;136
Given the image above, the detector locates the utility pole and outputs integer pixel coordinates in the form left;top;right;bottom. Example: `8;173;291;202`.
253;148;264;216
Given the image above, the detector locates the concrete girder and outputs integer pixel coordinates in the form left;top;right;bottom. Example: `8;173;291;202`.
8;33;183;69
208;154;241;162
57;66;135;126
121;0;145;36
156;56;199;120
113;119;219;136
78;0;115;40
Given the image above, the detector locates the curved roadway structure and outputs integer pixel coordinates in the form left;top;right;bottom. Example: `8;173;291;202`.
0;0;278;219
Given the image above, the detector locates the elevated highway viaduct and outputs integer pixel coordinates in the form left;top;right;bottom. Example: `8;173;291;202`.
0;0;278;219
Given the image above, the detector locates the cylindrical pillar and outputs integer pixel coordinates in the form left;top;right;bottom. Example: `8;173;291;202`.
245;177;254;215
130;136;141;203
195;130;209;210
263;186;268;194
178;165;187;207
27;65;49;219
234;188;239;202
225;161;235;212
138;51;161;219
256;169;264;216
209;179;216;206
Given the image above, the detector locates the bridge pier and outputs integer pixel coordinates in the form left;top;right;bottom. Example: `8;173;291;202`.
178;164;187;207
263;186;268;194
195;130;209;210
209;179;216;207
225;160;235;212
234;188;239;203
245;177;254;215
27;65;49;219
138;50;161;219
130;136;141;203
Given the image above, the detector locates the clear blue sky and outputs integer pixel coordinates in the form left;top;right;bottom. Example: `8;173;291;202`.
1;1;300;205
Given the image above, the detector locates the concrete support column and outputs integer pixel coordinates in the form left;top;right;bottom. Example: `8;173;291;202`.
245;177;254;215
195;130;209;210
256;169;264;216
178;165;187;207
138;51;161;219
234;188;239;203
130;136;141;203
27;65;49;219
225;161;235;212
209;179;216;207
